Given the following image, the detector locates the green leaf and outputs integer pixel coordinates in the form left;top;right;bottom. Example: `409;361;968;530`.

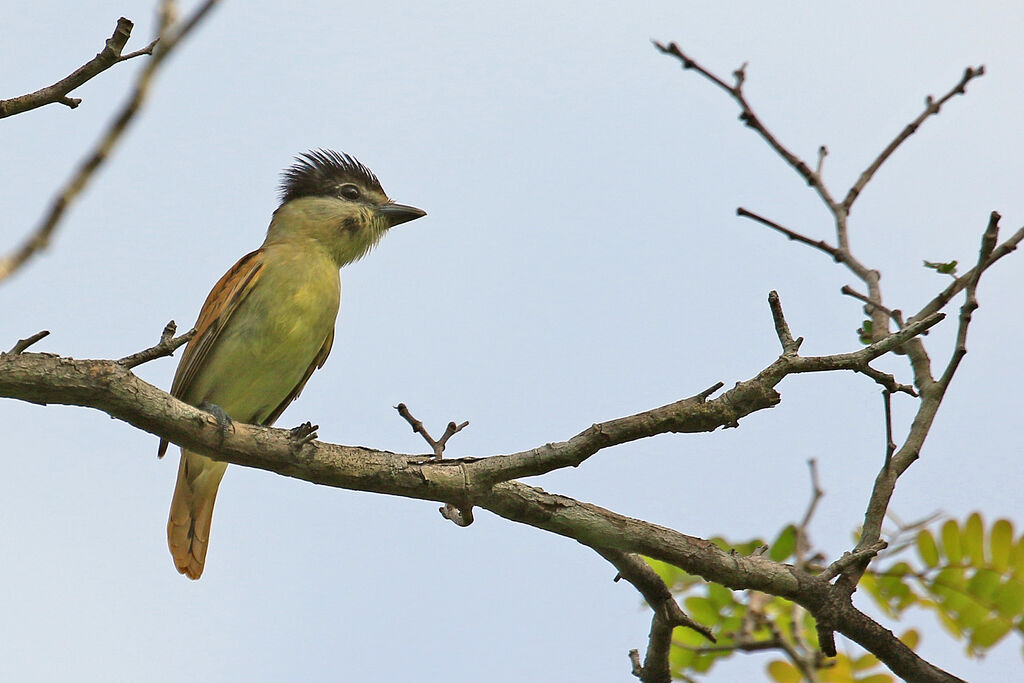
861;675;895;683
942;519;963;564
990;519;1014;572
707;582;735;610
964;513;985;565
958;600;988;630
1011;534;1024;572
971;616;1013;649
992;578;1024;618
766;660;801;683
852;651;881;671
900;629;920;649
858;319;874;344
684;596;719;626
967;567;1001;601
931;567;968;613
923;259;958;275
917;529;940;568
770;525;798;561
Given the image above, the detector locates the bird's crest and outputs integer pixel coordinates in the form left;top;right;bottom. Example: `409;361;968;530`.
279;149;383;205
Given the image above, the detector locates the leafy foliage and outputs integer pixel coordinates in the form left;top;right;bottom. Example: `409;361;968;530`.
862;513;1024;657
646;514;1024;681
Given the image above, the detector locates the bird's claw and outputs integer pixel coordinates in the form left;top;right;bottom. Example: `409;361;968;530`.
289;421;319;454
199;401;234;447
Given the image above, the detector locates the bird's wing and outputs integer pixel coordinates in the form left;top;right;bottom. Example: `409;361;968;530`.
261;326;334;427
157;248;265;457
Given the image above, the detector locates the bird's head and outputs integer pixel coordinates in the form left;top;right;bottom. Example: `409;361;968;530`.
267;149;426;266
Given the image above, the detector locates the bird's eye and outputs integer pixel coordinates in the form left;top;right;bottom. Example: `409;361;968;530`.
339;184;361;200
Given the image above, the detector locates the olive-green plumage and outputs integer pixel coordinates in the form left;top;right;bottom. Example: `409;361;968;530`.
163;150;424;579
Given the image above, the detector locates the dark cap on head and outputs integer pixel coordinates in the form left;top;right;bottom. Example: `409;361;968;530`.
279;150;384;205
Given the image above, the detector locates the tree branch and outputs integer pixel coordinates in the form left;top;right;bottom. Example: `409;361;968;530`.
842;66;986;212
595;548;714;683
0;330;969;681
0;0;220;284
0;17;156;118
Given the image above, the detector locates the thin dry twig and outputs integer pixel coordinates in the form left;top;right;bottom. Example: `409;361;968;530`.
117;320;195;369
796;459;824;566
767;290;802;354
0;0;220;284
394;402;468;459
0;17;157;118
841;285;905;328
654;41;838;210
843;67;986;212
6;330;51;354
738;208;841;262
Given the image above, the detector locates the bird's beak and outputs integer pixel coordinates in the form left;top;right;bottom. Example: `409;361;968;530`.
378;202;426;227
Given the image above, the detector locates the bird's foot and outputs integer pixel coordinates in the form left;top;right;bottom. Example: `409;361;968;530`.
288;421;319;455
199;401;234;447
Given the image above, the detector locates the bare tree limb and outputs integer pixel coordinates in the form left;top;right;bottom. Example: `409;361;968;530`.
0;17;156;118
596;548;713;683
0;0;220;284
0;346;964;681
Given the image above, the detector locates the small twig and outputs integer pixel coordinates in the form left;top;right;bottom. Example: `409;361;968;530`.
628;649;644;679
840;285;904;328
737;207;842;262
820;540;888;582
7;330;51;354
843;66;986;212
0;0;220;284
882;391;896;470
796;459;824;567
936;211;999;390
118;320;196;368
815;145;828;177
694;381;725;401
395;402;469;459
439;503;474;527
654;41;837;210
858;365;917;397
767;290;803;354
0;17;156;118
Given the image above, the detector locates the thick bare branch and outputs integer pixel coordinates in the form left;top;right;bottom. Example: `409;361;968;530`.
0;336;969;681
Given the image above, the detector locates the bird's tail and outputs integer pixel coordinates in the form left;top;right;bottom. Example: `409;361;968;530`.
167;450;228;580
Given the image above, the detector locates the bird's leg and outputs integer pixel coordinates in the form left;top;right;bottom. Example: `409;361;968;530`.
198;401;234;448
288;421;319;455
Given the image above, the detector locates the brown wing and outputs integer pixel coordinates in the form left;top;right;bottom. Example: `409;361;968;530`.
261;327;334;427
157;249;266;457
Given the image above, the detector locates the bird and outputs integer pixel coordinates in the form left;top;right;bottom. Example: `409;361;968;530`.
159;149;425;579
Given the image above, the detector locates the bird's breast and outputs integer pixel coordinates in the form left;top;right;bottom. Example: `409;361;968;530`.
190;248;341;423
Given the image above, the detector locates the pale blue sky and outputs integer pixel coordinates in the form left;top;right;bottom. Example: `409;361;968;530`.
3;2;1022;681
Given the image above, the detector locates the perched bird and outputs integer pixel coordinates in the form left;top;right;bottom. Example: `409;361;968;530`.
159;150;425;579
